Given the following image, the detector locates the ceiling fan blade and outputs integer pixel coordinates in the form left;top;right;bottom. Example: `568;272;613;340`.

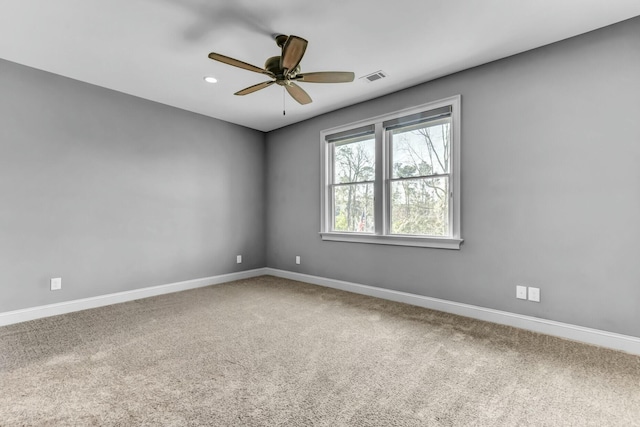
297;72;355;83
285;82;312;105
208;52;273;77
234;80;275;96
281;36;308;73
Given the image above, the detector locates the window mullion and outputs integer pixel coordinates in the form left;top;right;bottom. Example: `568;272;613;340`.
374;122;384;235
383;128;394;236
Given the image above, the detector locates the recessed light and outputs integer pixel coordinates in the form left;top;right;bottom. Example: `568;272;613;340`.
203;76;218;83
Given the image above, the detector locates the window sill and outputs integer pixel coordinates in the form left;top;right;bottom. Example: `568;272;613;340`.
319;232;463;250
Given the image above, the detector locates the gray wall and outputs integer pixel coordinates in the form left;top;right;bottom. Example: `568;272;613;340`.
0;59;265;312
2;17;638;338
265;17;640;337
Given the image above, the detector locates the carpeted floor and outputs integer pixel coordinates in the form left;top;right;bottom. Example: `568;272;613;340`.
1;275;639;426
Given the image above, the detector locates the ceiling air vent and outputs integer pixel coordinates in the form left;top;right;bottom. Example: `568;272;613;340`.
360;70;387;83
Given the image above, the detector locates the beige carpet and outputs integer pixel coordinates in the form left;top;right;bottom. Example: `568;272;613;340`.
1;276;639;426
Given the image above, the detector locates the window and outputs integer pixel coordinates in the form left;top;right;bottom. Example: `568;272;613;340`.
330;130;376;233
320;96;462;249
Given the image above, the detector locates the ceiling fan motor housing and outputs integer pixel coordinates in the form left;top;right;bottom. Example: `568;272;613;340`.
265;56;300;81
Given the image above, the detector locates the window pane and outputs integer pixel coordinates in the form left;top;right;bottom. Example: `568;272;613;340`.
391;120;450;179
333;137;375;184
390;177;449;236
333;183;375;233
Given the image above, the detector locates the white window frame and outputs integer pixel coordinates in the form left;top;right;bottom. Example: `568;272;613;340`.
320;95;463;250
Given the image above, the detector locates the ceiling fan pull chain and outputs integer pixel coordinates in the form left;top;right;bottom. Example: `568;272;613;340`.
283;86;286;116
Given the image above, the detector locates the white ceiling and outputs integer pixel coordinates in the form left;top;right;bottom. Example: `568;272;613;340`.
1;1;639;132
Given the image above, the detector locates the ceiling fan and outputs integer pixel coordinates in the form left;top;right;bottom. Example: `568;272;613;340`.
208;34;355;106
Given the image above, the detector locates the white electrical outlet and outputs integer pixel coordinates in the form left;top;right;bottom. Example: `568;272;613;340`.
295;256;301;265
528;287;540;302
516;285;527;300
50;277;62;291
236;255;242;264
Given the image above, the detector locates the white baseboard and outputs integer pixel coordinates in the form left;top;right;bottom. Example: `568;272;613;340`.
265;268;640;356
0;268;268;327
4;267;638;356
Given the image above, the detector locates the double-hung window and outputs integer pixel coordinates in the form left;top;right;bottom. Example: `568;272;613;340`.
320;95;462;249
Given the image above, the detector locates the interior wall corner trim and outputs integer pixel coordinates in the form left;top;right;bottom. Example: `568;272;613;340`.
264;268;640;356
0;268;268;327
